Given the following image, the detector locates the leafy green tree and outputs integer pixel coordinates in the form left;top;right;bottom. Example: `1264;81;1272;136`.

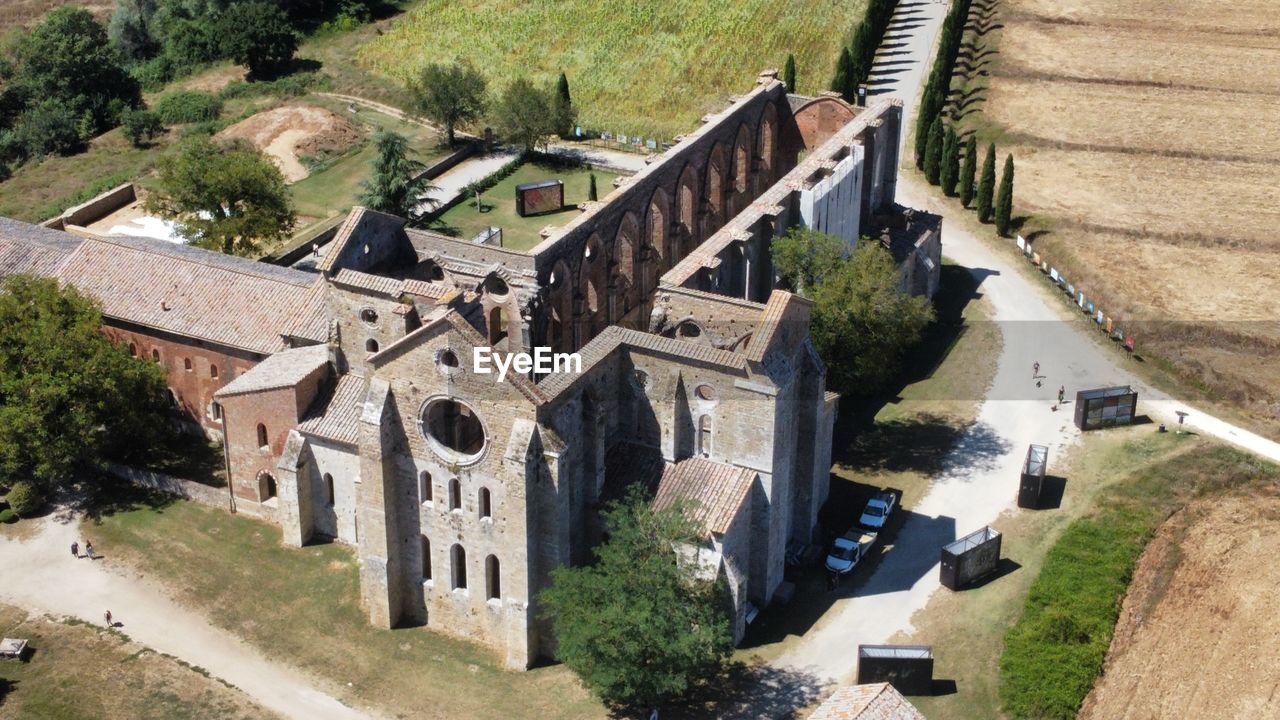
588;172;598;201
412;60;487;146
995;153;1015;236
13;99;84;157
923;115;943;185
12;8;140;136
358;130;437;219
959;135;978;208
109;0;161;61
121;108;165;147
940;125;960;196
553;71;576;138
831;47;856;102
810;241;935;394
977;142;996;223
540;488;733;711
0;276;169;491
219;2;298;79
494;77;557;152
146;136;295;256
772;226;847;296
783;53;796;91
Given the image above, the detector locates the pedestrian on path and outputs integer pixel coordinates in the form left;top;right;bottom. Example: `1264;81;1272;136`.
1058;385;1066;403
104;609;112;627
70;541;78;558
1033;361;1040;378
85;541;95;560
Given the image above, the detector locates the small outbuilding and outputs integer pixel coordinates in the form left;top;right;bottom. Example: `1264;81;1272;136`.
1074;385;1138;431
856;645;935;696
1018;444;1048;509
940;526;1002;590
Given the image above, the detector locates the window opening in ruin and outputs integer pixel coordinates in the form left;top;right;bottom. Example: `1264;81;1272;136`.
257;423;269;449
439;349;460;368
448;478;461;511
479;487;492;520
183;357;192;371
483;274;509;298
695;384;717;401
486;555;500;600
128;343;137;357
678;321;702;339
151;349;160;362
423;399;486;462
420;470;433;503
488;306;507;346
260;472;277;500
324;473;334;506
697;415;713;457
451;544;467;590
360;307;379;326
210;364;219;379
366;338;379;353
422;536;432;581
166;388;178;408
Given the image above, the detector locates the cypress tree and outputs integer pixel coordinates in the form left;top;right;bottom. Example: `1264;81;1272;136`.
923;116;944;185
588;172;598;202
976;142;996;223
940;125;960;196
850;21;873;83
959;135;978;207
784;53;796;91
995;154;1015;236
831;47;856;102
554;71;574;137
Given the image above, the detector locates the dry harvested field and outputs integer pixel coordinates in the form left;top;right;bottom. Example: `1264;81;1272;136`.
972;0;1280;432
0;1;106;34
1079;494;1280;719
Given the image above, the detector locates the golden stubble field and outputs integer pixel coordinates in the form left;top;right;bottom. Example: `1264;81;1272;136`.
979;0;1280;431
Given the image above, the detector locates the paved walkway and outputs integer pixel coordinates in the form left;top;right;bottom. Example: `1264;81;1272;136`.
772;0;1280;685
0;515;382;720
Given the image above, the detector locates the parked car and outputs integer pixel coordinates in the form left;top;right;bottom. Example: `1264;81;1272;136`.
825;529;878;575
859;491;897;529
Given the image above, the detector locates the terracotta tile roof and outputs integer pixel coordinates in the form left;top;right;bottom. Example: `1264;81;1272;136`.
297;374;366;446
809;684;925;720
331;268;404;298
745;290;812;361
401;278;453;300
214;344;329;397
653;457;756;536
55;235;325;354
0;217;83;278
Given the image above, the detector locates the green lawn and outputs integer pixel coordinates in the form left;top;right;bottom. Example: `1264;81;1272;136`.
358;0;866;139
0;604;272;719
289;96;446;230
84;493;603;720
435;160;618;251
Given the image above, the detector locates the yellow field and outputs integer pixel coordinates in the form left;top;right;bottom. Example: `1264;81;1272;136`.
356;0;865;139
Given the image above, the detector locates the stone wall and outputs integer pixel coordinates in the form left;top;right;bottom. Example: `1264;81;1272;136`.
220;369;329;502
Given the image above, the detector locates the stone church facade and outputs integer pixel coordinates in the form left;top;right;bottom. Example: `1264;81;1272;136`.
0;73;940;669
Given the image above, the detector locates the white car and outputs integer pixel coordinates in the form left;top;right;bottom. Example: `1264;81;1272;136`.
859;491;897;530
825;530;877;575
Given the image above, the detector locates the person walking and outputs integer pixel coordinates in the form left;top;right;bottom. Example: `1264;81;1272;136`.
104;610;113;627
1058;385;1066;404
85;541;95;560
1033;361;1040;378
71;541;79;558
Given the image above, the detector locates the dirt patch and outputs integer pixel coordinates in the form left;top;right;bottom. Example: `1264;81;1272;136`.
1079;494;1280;719
217;105;362;183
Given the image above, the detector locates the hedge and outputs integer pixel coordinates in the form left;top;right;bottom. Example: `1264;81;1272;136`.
6;480;45;517
154;91;224;125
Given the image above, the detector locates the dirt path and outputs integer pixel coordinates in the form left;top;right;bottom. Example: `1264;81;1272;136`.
0;514;383;720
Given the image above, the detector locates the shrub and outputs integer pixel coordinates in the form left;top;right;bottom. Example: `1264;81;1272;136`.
131;54;178;90
0;509;16;524
121;109;165;148
154;91;223;124
6;481;45;517
15;98;84;157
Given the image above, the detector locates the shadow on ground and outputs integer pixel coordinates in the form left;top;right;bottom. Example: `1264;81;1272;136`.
658;663;826;720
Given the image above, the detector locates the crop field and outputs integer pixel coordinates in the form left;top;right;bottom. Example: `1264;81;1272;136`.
356;0;866;139
962;0;1280;435
0;1;105;34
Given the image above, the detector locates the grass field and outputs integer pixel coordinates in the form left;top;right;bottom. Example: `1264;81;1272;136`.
434;160;618;251
84;494;603;720
0;604;274;719
357;0;866;139
0;1;105;34
949;0;1280;439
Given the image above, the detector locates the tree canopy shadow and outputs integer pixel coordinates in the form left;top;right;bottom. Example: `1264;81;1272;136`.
656;663;827;719
70;473;176;525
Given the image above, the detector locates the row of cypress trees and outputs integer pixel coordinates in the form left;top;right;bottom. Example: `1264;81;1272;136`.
914;0;973;167
922;117;1015;236
830;0;900;102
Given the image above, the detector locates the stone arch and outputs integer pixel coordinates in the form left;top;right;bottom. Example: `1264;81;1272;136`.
612;212;640;322
703;143;727;240
757;100;778;189
731;123;753;217
578;234;607;341
646;186;671;280
675;163;699;261
548;259;574;353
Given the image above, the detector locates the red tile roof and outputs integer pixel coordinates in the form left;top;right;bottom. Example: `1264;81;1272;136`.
297;374;366;446
809;684;925;720
56;235;325;354
653;457;756;536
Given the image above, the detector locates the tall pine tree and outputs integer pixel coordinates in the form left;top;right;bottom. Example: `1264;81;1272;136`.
831;47;858;102
553;72;574;137
923;116;944;185
995;154;1015;236
976;142;997;223
784;53;796;91
959;135;978;207
940;125;960;196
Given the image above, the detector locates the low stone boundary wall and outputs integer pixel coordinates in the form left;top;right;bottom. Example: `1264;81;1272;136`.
102;463;275;522
41;183;138;230
418;140;481;182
